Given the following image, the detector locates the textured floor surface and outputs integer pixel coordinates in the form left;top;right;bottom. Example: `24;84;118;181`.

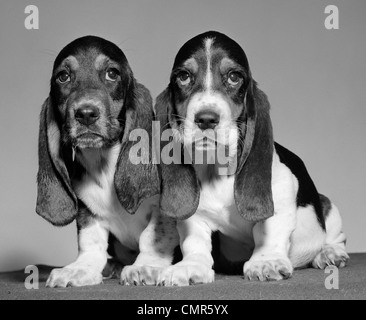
1;253;365;300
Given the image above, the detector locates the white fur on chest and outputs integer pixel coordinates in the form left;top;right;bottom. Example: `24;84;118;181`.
194;150;299;243
72;144;150;249
75;146;121;218
196;175;254;241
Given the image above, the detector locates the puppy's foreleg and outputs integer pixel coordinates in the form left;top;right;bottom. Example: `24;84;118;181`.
244;159;297;281
158;215;215;286
121;207;179;286
46;209;108;287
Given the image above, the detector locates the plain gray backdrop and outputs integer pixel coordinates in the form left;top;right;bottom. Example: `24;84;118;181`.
0;0;365;271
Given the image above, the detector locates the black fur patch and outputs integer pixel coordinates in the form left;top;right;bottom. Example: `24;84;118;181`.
53;36;130;73
274;143;326;230
319;193;332;219
76;202;95;231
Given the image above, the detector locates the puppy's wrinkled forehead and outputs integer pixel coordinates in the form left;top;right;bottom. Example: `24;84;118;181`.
52;35;129;74
172;31;250;76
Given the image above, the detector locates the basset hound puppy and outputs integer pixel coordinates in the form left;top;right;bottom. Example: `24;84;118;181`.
36;36;168;287
129;31;348;286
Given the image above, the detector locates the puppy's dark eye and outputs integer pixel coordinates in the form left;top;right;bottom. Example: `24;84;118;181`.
106;68;119;82
177;71;191;86
57;71;70;84
228;71;242;86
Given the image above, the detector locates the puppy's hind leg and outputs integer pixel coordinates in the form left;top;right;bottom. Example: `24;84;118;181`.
312;195;349;269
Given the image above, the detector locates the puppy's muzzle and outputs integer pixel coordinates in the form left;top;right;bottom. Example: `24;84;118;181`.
69;93;108;149
194;110;220;130
75;104;100;126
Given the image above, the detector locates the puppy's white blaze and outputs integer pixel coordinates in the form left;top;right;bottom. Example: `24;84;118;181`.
182;38;239;160
204;37;214;90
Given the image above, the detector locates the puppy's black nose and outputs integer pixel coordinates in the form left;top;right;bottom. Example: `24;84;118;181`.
194;111;220;130
75;105;100;126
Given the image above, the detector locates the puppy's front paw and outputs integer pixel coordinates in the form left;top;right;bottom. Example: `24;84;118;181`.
46;266;103;288
120;265;164;286
244;257;293;281
157;264;215;286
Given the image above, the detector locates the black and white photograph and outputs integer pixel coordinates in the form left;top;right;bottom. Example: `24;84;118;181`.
0;0;365;304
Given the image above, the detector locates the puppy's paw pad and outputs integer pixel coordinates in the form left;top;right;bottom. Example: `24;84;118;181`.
312;245;349;269
158;264;214;286
244;258;293;281
120;265;164;286
46;267;103;288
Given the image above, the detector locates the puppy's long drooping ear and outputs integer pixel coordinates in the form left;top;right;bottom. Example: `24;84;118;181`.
234;81;274;222
154;88;200;220
36;98;78;226
114;83;160;214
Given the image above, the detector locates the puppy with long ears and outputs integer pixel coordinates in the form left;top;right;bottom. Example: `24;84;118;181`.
144;31;348;285
36;36;177;287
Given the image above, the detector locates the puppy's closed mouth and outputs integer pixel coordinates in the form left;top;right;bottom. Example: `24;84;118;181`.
194;137;217;150
74;132;104;148
77;132;103;139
